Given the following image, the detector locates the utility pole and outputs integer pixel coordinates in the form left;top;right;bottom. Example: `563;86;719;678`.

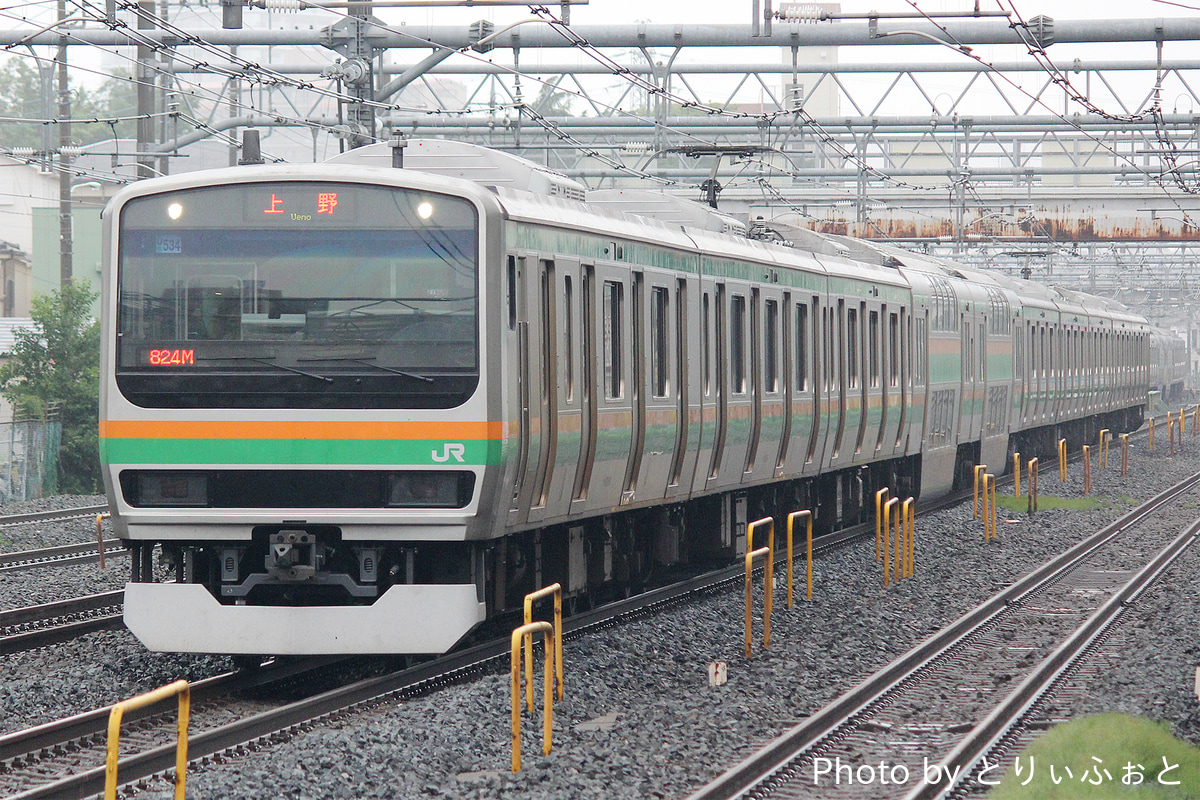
136;0;157;179
56;0;71;285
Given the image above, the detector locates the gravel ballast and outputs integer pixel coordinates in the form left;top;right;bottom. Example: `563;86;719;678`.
5;442;1200;799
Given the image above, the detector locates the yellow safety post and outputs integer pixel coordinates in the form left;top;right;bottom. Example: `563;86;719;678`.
1193;405;1198;437
1182;410;1188;444
903;497;916;578
1029;457;1039;514
1012;452;1021;497
510;621;555;772
874;488;889;561
973;464;987;519
1169;412;1176;454
1082;445;1092;495
744;517;775;657
981;474;997;541
892;495;903;581
883;497;899;586
106;680;190;800
1058;439;1067;481
787;509;813;604
1098;429;1110;469
1120;433;1130;477
522;584;563;712
1150;417;1156;450
95;513;110;570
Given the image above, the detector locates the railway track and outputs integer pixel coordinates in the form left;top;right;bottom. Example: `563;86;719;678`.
0;590;125;655
0;504;108;528
684;468;1200;800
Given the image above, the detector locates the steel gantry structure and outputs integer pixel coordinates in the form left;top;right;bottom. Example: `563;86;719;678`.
7;1;1200;329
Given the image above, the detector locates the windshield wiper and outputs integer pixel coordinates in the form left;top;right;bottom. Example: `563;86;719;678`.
297;356;434;383
197;355;334;383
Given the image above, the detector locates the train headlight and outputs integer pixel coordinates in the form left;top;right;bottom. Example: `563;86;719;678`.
416;201;434;220
123;471;209;507
167;202;184;220
386;471;474;508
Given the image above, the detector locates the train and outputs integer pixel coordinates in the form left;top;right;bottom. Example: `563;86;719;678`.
100;138;1168;656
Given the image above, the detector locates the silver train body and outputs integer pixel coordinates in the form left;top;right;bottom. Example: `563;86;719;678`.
100;140;1155;655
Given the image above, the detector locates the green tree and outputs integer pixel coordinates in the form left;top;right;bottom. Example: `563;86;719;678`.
0;58;138;149
0;282;100;493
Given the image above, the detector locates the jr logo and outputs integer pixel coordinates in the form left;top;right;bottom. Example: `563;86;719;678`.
431;443;467;463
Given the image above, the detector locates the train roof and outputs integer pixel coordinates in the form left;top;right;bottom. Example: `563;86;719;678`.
326;139;588;202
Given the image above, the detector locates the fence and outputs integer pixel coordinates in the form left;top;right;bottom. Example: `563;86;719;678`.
0;420;61;502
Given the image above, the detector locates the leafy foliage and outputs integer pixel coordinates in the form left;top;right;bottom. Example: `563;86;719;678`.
0;282;100;492
0;58;138;150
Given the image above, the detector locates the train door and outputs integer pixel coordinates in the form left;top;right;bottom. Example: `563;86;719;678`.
691;280;718;495
570;264;597;514
511;256;559;526
666;275;701;499
530;258;584;521
629;275;682;502
775;291;793;471
707;282;728;485
755;288;787;481
575;263;634;511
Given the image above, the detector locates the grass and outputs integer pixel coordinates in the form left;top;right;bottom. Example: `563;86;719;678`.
987;714;1200;799
994;494;1105;513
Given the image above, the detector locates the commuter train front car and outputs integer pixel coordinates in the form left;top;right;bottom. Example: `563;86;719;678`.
98;140;1154;656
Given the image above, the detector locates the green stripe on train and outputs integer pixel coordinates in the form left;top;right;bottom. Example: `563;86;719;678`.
100;438;504;466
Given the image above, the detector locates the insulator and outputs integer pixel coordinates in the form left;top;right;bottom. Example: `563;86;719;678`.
57;145;82;157
622;141;650;154
777;3;825;22
9;147;34;158
261;0;302;12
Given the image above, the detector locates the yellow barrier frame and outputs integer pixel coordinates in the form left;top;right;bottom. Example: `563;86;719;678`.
1027;457;1039;514
1098;429;1110;469
95;513;110;570
902;497;915;578
745;517;774;657
1012;452;1021;497
882;496;899;585
1120;433;1130;477
973;464;987;519
106;680;190;800
522;583;564;712
1082;445;1092;495
1149;417;1156;450
874;488;889;561
786;509;813;604
511;621;555;772
1194;405;1199;437
1169;411;1176;454
1058;438;1067;481
983;473;997;541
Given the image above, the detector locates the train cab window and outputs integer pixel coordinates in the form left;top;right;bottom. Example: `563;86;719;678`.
651;286;669;398
846;305;858;389
116;181;479;410
731;294;747;394
869;310;880;388
795;303;809;392
765;299;779;393
508;256;518;331
603;280;624;400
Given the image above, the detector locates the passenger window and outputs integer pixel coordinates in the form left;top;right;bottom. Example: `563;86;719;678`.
603;280;623;400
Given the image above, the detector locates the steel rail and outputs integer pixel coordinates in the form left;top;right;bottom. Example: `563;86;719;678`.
0;504;108;528
0;590;125;655
0;539;125;573
684;466;1200;800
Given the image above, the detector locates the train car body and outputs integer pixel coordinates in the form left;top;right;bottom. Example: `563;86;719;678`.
99;140;1157;656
